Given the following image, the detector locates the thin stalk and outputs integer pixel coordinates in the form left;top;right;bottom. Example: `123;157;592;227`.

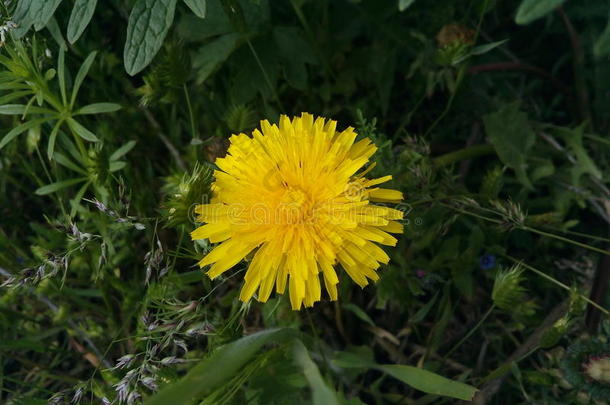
503;254;609;315
245;39;285;112
183;84;197;138
522;226;610;256
444;305;495;360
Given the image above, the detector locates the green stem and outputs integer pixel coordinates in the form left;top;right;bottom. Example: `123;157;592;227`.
444;305;495;360
522;226;610;256
503;254;609;315
433;144;496;166
183;84;197;138
245;38;285;112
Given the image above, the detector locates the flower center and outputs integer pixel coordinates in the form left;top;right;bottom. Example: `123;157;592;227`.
278;188;312;224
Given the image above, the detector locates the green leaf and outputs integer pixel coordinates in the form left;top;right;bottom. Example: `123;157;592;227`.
70;180;91;217
376;365;477;400
398;0;416;12
47;120;64;159
292;340;339;405
343;303;375;327
124;0;178;76
75;103;122;115
70;52;98;108
0;104;54;115
67;0;98;44
35;177;86;195
67;118;99;142
53;152;85;174
109;140;137;161
12;0;63;36
184;0;206;18
193;33;240;84
34;0;63;30
515;0;566;25
143;328;295;405
0;118;50;151
109;161;127;172
483;102;535;190
274;26;316;90
58;46;67;105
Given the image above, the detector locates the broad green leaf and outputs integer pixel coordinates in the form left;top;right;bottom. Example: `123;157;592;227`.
0;118;50;151
70;52;98;108
46;17;66;48
75;103;122;115
193;33;240;84
595;14;610;59
67;0;98;44
398;0;416;12
67;118;99;142
143;328;294;405
35;177;86;195
109;140;137;161
292;340;339;405
377;364;477;401
33;0;63;30
184;0;206;18
47;120;64;159
124;0;178;76
515;0;566;25
483;102;535;190
12;0;63;36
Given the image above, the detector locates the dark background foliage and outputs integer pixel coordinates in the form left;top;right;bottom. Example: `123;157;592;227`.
1;0;610;404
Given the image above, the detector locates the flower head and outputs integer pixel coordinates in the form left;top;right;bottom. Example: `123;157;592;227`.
192;113;404;309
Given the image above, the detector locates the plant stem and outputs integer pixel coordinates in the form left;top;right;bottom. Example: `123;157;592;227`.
503;254;609;315
183;84;197;138
444;305;495;360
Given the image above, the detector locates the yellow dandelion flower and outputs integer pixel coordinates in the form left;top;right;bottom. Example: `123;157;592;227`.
192;113;404;310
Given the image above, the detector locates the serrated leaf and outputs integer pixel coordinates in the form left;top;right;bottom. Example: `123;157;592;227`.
143;328;295;405
67;0;98;44
124;0;178;76
515;0;566;25
110;140;137;161
184;0;206;18
398;0;416;12
293;340;340;405
67;118;99;142
75;103;122;115
0;118;50;150
35;177;86;195
70;52;97;108
483;102;535;190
